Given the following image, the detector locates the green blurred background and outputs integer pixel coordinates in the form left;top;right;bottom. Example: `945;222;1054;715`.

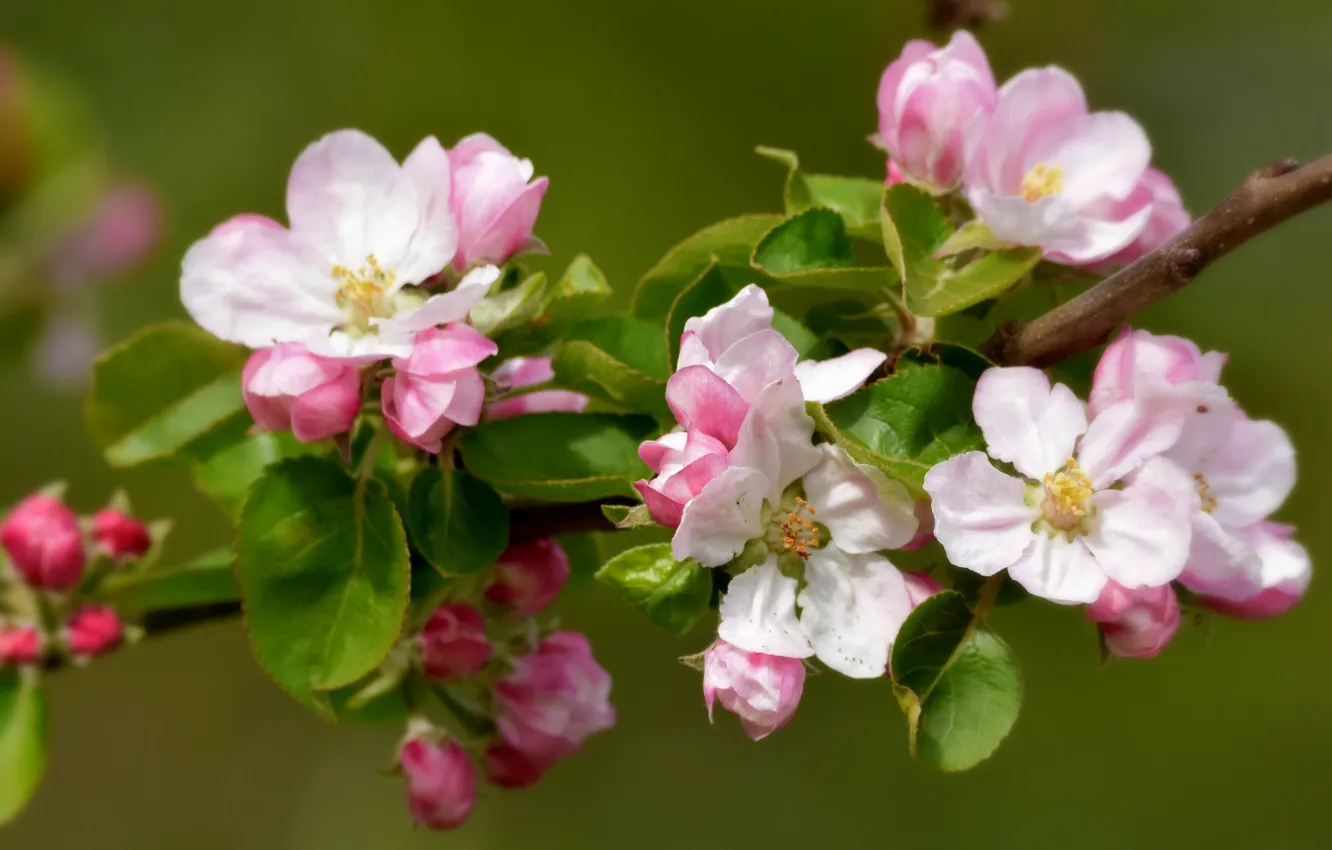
3;0;1331;847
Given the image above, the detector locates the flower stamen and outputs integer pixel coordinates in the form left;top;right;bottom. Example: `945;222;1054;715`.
1194;473;1218;513
333;254;396;323
1020;163;1065;203
1042;458;1093;531
778;498;820;559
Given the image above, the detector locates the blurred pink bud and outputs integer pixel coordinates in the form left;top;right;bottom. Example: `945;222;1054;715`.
900;501;936;550
902;572;945;608
0;494;86;590
243;343;362;443
1086;581;1180;659
65;605;124;658
486;539;571;617
0;624;44;666
1092;169;1190;270
484;744;547;789
449;133;549;269
400;737;477;831
1089;327;1227;418
885;160;906;186
91;508;151;560
382;324;497;453
50;182;163;287
419;603;492;680
493;631;615;767
703;638;805;741
876;31;996;191
486;356;589;421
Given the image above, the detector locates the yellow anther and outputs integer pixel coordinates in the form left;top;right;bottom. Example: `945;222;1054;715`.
1020;162;1065;203
333;254;397;318
1041;458;1093;531
1194;473;1218;514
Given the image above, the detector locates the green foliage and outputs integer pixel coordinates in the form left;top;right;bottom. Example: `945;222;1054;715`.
86;321;250;467
461;412;654;502
812;364;983;495
756;146;884;239
470;271;548;336
104;547;239;615
891;591;1022;772
192;431;320;520
601;503;659;529
752;208;892;294
550;314;672;419
595;543;711;635
632;215;784;321
406;467;510;576
0;670;46;826
665;263;736;363
544;254;613;324
236;457;410;708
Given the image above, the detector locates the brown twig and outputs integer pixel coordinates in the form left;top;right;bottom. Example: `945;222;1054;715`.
925;0;1008;30
984;154;1332;367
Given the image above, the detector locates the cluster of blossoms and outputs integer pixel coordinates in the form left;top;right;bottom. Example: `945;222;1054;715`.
183;128;581;453
392;539;615;830
0;491;154;667
876;30;1189;266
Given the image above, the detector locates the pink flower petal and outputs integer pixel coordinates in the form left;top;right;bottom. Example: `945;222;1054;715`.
665;365;750;448
923;451;1039;575
973;367;1087;480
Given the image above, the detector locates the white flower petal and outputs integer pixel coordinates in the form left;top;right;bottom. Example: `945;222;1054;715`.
1202;418;1296;529
794;349;887;404
922;452;1039;576
680;284;773;367
1047;112;1152;205
1179;511;1264;601
376;265;500;336
673;466;769;567
390;136;459;283
1007;533;1106;604
718;560;814;659
973;367;1087;479
798;547;912;679
1084;457;1193;588
728;377;822;505
1076;396;1184;489
1239;522;1311;595
285;129;402;264
801;444;917;553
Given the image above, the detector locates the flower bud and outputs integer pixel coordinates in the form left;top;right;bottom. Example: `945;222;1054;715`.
902;572;945;608
483;744;547;789
1085;581;1180;659
65;605;124;658
0;624;44;666
487;356;588;420
382;324;497;454
876;30;996;191
91;508;152;560
485;539;570;617
419;603;492;680
49;182;163;287
703;639;804;741
400;737;477;831
0;494;86;590
449;133;549;269
1089;327;1227;418
493;632;615;766
242;343;362;443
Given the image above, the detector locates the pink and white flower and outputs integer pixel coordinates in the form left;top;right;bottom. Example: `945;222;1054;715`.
964;68;1154;265
1089;328;1227;419
400;735;477;831
1197;522;1310;619
875;30;997;192
449;133;549;270
485;538;571;617
486;355;588;420
1092;168;1191;269
924;366;1199;604
1086;580;1180;659
381;324;497;453
181;129;499;359
703;639;805;740
242;343;363;443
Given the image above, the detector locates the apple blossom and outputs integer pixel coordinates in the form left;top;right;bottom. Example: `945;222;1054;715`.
449;133;549;270
1089;327;1227;419
242;343;363;443
381;324;498;453
91;508;152;560
1197;522;1310;619
181;129;501;360
1;494;86;591
1093;168;1191;269
876;30;997;191
487;355;588;420
0;624;43;666
964;68;1154;264
418;603;492;680
924;366;1203;604
400;736;477;831
485;538;570;617
1086;580;1180;659
65;605;124;658
703;639;805;740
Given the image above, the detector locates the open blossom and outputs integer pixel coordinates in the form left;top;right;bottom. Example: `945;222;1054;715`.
91;508;152;560
181;129;500;360
875;30;996;191
703;639;805;740
381;324;497;453
65;605;124;658
242;343;362;443
449;134;549;270
400;736;477;831
0;624;43;666
1;494;86;591
418;603;492;680
486;539;570;617
486;356;588;420
964;68;1154;265
1090;328;1227;419
1086;581;1180;659
925;367;1204;604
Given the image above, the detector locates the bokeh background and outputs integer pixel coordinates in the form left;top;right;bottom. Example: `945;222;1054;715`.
2;0;1331;847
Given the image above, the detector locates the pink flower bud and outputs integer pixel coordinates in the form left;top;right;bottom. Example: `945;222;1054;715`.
400;737;477;831
50;182;163;287
91;508;152;560
485;539;571;618
493;632;615;767
483;744;547;789
486;356;588;421
0;494;86;590
419;604;492;680
1089;327;1227;418
1086;581;1180;659
242;343;362;443
902;572;945;608
885;160;906;186
876;31;996;191
703;639;805;741
449;133;549;269
65;605;124;658
0;624;44;666
382;324;497;454
634;429;732;528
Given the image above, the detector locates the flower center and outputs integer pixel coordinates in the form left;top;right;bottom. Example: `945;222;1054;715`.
332;254;396;328
1194;473;1217;513
1041;458;1093;531
764;496;821;560
1020;163;1064;203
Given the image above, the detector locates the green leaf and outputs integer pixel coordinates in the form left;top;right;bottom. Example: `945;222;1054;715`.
104;547;239;615
933;219;1012;258
469;271;548;336
632;215;784;321
406;467;509;576
665;262;738;365
237;456;410;706
814;364;983;494
896;342;993;381
0;669;46;826
565;316;671;380
552;344;670;421
543;254;612;324
770;309;832;360
193;431;321;520
462;412;655;502
595;543;711;636
86;321;250;467
752;208;895;293
601;503;659;529
891;591;1022;772
756;147;884;239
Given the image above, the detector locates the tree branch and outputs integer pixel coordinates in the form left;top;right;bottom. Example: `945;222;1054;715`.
984;154;1332;367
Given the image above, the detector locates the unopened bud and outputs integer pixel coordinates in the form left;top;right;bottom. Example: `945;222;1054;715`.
400;737;477;831
0;624;44;666
0;494;86;590
485;539;570;617
91;508;152;560
419;603;492;680
65;605;124;658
